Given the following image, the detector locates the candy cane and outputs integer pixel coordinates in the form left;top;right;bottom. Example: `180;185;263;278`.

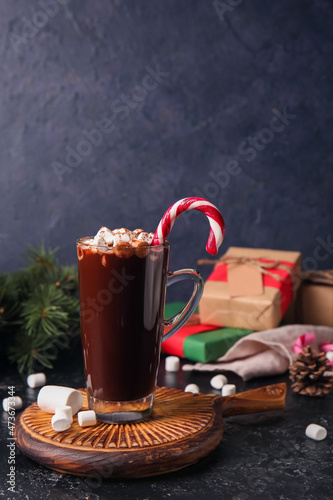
152;197;225;255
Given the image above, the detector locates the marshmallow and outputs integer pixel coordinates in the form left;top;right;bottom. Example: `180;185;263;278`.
222;384;236;396
137;231;154;244
2;397;23;412
182;364;195;372
51;414;71;432
27;373;46;388
113;232;131;245
210;374;228;390
89;227;154;249
165;356;180;372
305;424;327;441
148;233;154;244
326;351;333;361
37;386;83;415
78;410;97;427
55;405;73;423
131;240;149;248
94;227;114;247
114;241;134;258
185;384;200;394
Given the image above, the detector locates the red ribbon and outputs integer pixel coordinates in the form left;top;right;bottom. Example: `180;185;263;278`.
293;334;333;366
293;333;316;354
162;324;216;358
207;258;296;316
321;342;333;352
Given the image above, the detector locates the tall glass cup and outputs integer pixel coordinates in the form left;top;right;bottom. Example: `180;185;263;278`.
77;238;204;424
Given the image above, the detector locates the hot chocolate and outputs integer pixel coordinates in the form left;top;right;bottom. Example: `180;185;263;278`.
77;230;169;404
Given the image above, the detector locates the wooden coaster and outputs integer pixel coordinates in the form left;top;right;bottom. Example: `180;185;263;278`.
16;387;224;478
16;384;286;478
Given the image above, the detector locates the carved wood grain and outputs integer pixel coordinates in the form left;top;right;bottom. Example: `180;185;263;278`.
16;383;286;478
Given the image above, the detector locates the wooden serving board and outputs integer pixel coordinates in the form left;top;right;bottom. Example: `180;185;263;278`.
16;384;286;478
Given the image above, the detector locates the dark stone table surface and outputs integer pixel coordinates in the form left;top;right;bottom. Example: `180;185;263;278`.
1;344;332;500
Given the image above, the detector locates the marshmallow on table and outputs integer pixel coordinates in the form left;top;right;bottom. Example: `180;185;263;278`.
55;405;73;423
326;352;333;362
185;384;200;394
78;410;97;427
2;397;23;412
37;386;83;415
182;364;195;372
210;374;228;390
27;373;46;388
222;384;236;396
51;414;71;432
305;424;327;441
165;356;180;372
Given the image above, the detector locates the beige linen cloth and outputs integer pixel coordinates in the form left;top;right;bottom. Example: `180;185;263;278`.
188;325;333;381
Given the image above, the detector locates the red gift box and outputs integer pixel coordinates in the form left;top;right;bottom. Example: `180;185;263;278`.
198;247;302;331
161;318;252;363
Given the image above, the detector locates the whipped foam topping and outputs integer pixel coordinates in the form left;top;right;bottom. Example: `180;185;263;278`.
83;227;154;248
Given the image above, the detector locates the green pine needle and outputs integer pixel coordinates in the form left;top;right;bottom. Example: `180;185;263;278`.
25;241;58;269
21;284;73;336
9;332;58;374
1;243;81;373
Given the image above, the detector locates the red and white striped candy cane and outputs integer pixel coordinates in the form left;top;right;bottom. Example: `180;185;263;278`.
152;197;225;255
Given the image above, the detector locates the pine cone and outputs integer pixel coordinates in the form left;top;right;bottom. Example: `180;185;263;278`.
289;345;333;396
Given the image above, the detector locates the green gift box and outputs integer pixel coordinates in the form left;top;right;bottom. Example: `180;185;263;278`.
163;302;252;362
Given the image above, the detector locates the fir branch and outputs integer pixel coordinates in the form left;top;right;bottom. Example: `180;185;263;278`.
25;241;58;269
0;274;21;327
43;265;78;293
21;284;77;337
1;242;81;373
9;332;58;374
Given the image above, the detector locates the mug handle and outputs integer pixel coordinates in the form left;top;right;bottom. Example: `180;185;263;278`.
163;269;204;341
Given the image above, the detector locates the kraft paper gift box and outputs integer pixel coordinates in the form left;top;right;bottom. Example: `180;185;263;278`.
198;247;302;331
300;270;333;327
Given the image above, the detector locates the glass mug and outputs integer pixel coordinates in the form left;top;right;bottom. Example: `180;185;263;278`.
77;238;204;424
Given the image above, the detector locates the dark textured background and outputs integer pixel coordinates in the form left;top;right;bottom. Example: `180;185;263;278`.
1;0;333;300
